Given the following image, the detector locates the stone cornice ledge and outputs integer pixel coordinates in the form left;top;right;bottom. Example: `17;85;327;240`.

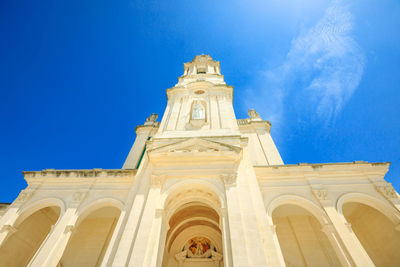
23;168;137;182
255;161;390;178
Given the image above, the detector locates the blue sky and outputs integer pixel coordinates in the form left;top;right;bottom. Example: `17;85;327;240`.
0;0;399;202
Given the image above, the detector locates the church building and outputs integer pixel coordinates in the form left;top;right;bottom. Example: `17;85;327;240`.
1;55;400;267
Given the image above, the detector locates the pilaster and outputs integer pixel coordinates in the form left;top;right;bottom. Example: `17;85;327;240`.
128;175;163;266
308;179;374;267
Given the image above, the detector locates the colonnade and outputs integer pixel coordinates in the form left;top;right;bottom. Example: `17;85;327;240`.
0;188;400;267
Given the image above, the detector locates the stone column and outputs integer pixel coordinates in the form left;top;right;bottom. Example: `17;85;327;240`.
311;188;374;266
320;223;354;267
0;190;34;246
128;176;163;266
0;207;19;247
99;210;127;267
27;207;78;267
111;164;152;266
222;174;250;266
234;147;285;266
219;207;233;267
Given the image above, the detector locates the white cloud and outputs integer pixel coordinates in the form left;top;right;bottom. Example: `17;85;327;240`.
246;0;365;128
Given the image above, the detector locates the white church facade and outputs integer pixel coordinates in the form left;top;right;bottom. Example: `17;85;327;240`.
1;55;400;267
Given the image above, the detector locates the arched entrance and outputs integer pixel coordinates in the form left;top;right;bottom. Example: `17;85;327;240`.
342;201;400;266
58;206;121;267
162;184;224;267
272;204;341;266
0;205;61;267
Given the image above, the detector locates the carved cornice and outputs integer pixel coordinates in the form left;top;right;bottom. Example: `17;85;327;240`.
255;161;390;181
23;169;136;181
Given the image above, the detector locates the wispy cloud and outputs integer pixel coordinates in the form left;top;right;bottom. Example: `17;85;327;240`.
246;0;365;129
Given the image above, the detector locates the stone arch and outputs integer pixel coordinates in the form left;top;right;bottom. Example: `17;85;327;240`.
161;179;226;218
337;192;400;223
338;192;400;266
0;200;62;267
267;194;330;225
58;198;123;267
268;194;341;267
161;180;225;267
74;197;124;227
14;197;65;227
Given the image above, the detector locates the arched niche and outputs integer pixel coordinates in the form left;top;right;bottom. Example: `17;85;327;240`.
272;203;341;266
161;184;224;267
0;204;61;267
58;204;121;267
342;200;400;266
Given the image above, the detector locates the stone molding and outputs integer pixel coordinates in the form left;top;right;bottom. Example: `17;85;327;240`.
23;169;136;180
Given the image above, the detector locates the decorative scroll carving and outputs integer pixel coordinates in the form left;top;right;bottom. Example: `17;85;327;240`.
220;174;237;187
375;182;399;200
312;189;328;201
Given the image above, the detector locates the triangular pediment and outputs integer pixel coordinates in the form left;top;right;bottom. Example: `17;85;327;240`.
147;138;241;155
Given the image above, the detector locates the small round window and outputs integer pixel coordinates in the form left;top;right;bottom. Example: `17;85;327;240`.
194;90;205;95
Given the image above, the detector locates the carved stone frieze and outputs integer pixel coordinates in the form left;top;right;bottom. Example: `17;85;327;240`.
312;189;328;201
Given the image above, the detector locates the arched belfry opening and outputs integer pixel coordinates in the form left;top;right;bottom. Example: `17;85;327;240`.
342;201;400;266
0;205;61;267
162;184;224;267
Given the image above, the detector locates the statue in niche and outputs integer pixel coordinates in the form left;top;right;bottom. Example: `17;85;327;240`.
191;101;205;120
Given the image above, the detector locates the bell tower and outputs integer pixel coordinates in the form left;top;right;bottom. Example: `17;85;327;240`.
156;55;240;137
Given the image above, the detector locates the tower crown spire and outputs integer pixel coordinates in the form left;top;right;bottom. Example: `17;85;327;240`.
177;55;225;86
